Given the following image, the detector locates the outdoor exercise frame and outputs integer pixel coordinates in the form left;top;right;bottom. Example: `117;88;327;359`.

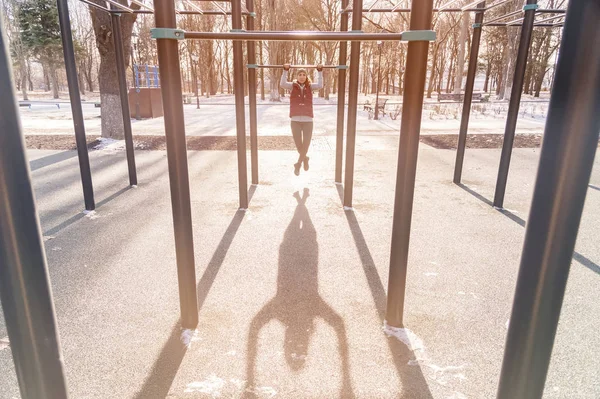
2;1;599;399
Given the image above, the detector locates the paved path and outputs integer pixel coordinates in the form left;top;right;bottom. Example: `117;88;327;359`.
0;144;598;398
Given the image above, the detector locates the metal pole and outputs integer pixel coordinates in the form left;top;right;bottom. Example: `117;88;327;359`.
111;8;138;186
374;42;382;120
493;0;537;208
497;1;600;397
343;0;364;208
152;0;199;329
247;0;259;185
453;2;485;184
56;0;95;211
0;20;69;399
385;0;434;327
335;0;349;184
232;0;249;208
183;30;409;41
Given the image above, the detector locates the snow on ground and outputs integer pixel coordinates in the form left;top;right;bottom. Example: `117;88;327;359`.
18;93;548;136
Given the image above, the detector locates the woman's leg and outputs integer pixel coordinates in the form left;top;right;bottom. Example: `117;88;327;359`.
302;122;313;169
291;121;303;158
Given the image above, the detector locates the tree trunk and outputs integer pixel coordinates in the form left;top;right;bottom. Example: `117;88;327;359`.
454;12;470;94
78;65;86;96
91;7;137;139
43;65;50;91
501;29;519;100
20;63;28;101
50;67;59;99
427;44;439;99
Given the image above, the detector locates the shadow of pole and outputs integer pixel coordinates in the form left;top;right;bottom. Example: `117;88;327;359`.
133;186;255;398
244;188;355;398
336;185;434;399
457;183;600;276
29;150;79;172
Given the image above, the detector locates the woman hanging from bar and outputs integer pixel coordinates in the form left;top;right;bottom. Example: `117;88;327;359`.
280;63;324;175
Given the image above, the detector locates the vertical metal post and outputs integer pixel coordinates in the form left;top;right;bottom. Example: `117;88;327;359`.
0;20;69;399
111;8;138;186
145;64;150;87
155;66;159;88
497;1;600;397
335;0;349;184
232;0;249;208
453;2;485;184
56;0;95;211
493;0;537;208
343;0;363;208
152;0;199;329
247;0;259;185
385;0;434;327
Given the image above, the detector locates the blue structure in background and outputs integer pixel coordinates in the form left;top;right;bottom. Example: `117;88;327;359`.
133;64;160;89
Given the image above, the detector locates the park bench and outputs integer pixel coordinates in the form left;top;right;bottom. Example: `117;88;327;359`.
363;98;388;119
438;92;483;102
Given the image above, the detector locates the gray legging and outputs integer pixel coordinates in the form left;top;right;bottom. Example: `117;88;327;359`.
290;121;313;162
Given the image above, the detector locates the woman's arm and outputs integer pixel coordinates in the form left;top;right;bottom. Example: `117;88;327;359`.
280;71;293;90
311;70;324;91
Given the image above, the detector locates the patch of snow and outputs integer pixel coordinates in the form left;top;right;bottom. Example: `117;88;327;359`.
383;322;425;352
93;138;125;151
505;319;510;329
424;272;438;277
185;375;225;395
246;386;277;397
84;210;100;220
180;329;199;347
226;350;237;356
43;235;55;242
458;291;466;295
429;261;439;265
51;247;62;251
0;337;9;351
343;206;354;211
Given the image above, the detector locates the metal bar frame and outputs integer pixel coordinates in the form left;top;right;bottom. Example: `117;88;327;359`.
385;0;434;327
493;0;538;208
152;0;199;330
336;0;349;184
483;9;522;25
252;64;340;69
453;1;485;184
232;0;249;209
103;0;133;12
496;1;600;397
247;0;258;185
0;17;70;399
111;5;138;186
81;0;110;12
342;0;364;209
183;31;425;41
58;0;95;211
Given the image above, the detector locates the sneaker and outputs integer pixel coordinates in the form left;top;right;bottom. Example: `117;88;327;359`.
294;162;301;176
303;156;310;171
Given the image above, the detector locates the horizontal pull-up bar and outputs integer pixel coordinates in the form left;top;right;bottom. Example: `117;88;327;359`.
151;29;437;42
249;64;341;69
341;8;484;13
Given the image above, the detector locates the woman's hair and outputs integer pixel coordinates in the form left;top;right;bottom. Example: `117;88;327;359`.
295;69;311;85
